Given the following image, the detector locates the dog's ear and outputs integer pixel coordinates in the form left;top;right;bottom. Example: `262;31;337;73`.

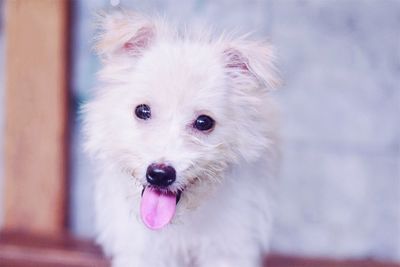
222;40;280;89
94;11;156;59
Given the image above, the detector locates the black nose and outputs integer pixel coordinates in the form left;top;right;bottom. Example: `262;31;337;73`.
146;163;176;187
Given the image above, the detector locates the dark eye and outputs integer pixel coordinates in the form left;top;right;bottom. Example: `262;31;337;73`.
193;115;215;132
135;104;151;120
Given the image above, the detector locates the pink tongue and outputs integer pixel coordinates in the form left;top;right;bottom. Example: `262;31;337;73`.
140;187;177;230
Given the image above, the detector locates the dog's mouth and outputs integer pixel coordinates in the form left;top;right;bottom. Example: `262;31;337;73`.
140;186;182;230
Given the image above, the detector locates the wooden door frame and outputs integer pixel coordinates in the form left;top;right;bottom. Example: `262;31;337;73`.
3;0;69;236
0;1;110;266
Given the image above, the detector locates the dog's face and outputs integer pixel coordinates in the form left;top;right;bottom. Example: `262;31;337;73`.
84;12;278;229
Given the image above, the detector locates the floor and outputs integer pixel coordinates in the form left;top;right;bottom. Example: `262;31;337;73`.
0;231;398;267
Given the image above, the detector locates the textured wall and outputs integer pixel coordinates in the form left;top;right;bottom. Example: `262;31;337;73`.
0;0;397;262
70;0;400;261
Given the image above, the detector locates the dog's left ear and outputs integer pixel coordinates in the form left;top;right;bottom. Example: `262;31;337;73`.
94;11;159;60
222;41;280;89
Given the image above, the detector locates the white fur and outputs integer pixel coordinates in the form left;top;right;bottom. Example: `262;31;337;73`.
83;11;280;267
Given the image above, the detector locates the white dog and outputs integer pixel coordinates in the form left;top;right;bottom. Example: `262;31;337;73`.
83;11;280;267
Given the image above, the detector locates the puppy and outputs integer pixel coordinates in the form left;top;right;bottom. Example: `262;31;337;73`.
84;11;280;267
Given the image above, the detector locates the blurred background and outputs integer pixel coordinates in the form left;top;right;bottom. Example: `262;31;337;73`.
0;0;399;263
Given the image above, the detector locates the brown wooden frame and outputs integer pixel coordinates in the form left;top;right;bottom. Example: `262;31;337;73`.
0;1;398;267
3;0;69;236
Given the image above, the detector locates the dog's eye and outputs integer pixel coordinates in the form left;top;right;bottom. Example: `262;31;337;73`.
135;104;151;120
193;115;215;132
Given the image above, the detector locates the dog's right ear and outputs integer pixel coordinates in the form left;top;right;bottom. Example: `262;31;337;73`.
94;11;156;60
222;40;280;90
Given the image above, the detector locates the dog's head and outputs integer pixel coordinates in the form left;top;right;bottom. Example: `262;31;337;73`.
84;11;279;230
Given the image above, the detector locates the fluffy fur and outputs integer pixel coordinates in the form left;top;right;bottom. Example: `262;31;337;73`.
83;11;280;267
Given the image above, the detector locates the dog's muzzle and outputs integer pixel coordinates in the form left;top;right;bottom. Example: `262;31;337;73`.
140;163;182;230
